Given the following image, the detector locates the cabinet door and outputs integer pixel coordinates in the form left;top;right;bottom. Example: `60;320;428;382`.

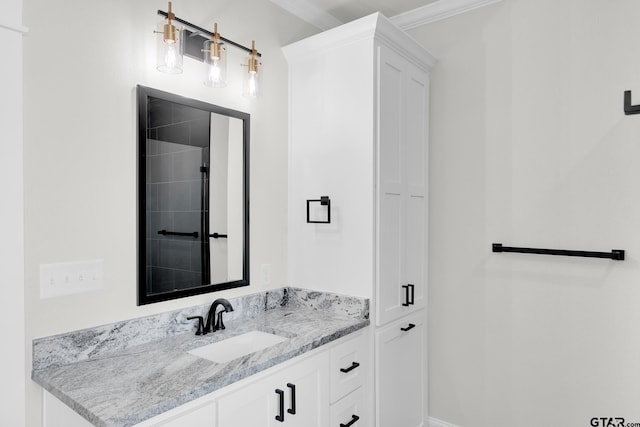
216;372;275;427
217;351;330;427
284;351;330;427
152;403;216;426
375;311;427;427
376;44;429;326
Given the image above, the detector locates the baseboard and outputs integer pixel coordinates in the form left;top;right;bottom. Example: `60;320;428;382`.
429;416;461;427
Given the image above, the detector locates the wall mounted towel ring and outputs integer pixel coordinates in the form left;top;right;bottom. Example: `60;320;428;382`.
306;196;331;224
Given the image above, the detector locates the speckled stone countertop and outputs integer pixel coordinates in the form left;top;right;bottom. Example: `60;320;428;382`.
32;288;369;427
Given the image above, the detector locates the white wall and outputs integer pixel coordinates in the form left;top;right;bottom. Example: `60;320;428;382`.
0;1;25;425
22;0;317;425
410;0;640;426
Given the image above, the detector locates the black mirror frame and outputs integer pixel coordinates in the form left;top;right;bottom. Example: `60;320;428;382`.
136;85;250;305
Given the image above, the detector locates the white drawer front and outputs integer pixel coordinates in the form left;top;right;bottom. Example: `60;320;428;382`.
330;387;366;427
330;331;368;403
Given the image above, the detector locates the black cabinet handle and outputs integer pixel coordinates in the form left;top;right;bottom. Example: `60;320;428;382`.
287;383;296;415
408;284;415;305
402;284;415;306
340;361;360;373
401;323;416;332
402;285;410;306
275;389;285;422
340;414;360;427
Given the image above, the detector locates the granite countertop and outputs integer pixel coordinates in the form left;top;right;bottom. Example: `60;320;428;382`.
32;288;369;427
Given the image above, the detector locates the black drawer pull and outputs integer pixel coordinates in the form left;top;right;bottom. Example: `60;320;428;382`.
401;323;416;332
275;389;285;422
340;361;360;373
340;414;360;427
287;383;296;415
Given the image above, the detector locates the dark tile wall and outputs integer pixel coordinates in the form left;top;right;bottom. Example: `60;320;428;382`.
146;98;211;294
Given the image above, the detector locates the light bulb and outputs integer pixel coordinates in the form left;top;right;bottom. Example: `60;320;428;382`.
203;29;227;88
248;73;257;97
165;44;178;70
208;61;222;83
242;40;262;98
156;19;183;74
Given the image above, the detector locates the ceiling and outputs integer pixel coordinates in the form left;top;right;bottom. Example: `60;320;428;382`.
269;0;501;31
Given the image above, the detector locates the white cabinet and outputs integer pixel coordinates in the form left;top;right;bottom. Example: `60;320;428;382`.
284;12;433;325
284;12;434;427
217;350;329;427
375;311;427;427
43;331;369;427
375;43;429;327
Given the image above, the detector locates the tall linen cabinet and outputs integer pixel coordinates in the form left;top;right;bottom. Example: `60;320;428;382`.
284;13;435;427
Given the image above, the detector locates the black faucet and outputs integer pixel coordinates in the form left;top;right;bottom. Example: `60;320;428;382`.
204;298;234;334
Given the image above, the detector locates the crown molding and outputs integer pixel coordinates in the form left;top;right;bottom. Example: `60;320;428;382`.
283;13;436;71
269;0;343;31
272;0;503;32
390;0;503;30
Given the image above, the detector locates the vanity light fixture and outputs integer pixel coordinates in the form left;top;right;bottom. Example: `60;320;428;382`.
155;2;183;74
243;41;263;98
203;23;227;88
154;4;263;98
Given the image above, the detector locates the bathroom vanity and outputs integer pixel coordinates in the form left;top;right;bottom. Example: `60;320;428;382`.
33;288;370;426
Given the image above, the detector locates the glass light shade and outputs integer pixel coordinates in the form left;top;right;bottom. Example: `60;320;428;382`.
203;40;227;87
156;21;183;74
242;56;263;98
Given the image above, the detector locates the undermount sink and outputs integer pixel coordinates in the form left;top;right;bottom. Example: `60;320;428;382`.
188;330;288;364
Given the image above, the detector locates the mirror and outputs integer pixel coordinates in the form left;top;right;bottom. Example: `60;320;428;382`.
137;85;250;305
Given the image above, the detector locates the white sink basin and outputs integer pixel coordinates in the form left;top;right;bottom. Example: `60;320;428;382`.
188;330;288;364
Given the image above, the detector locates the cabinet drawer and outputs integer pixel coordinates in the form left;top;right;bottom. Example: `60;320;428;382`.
330;388;366;427
330;331;368;403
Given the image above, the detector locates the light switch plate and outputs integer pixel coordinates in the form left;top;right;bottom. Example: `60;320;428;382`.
40;259;104;299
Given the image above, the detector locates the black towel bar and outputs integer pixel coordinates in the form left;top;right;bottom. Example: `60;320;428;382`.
157;230;199;238
492;243;625;261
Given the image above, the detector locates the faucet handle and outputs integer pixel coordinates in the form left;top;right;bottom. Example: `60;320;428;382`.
214;311;226;331
187;316;206;335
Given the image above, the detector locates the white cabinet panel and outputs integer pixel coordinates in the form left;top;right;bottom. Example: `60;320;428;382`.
284;351;330;427
376;44;429;326
375;311;427;427
43;390;93;427
217;351;329;427
153;402;216;426
216;374;275;427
